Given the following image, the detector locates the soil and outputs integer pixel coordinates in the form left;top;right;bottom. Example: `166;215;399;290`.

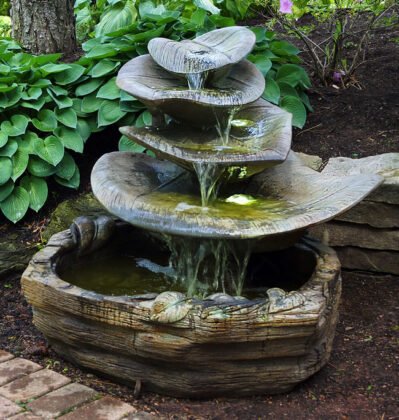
0;17;398;420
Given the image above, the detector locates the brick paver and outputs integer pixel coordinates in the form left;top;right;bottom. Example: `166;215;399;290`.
0;395;23;417
0;350;14;363
0;369;71;402
0;350;138;419
27;382;98;418
60;395;136;420
0;358;43;386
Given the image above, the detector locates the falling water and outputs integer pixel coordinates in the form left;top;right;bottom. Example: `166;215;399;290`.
214;106;240;145
193;162;225;206
164;234;253;297
186;71;208;90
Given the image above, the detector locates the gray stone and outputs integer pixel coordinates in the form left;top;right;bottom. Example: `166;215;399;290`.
0;369;70;402
309;222;399;251
335;201;399;228
41;193;109;242
322;153;399;204
0;395;23;417
0;230;37;278
0;358;42;386
336;247;399;275
27;383;98;418
59;396;136;420
295;152;323;172
0;350;14;362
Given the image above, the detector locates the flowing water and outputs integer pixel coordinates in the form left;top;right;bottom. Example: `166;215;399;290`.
193;162;225;206
214;106;240;145
164;234;253;297
186;71;208;90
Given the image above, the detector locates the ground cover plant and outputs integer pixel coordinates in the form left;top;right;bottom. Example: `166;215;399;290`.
0;0;311;224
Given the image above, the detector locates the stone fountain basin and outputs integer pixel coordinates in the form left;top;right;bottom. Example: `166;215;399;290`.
91;151;383;244
120;98;292;180
22;219;342;397
116;55;265;127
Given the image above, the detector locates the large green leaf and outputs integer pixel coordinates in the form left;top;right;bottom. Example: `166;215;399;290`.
1;115;30;137
75;78;104;96
76;119;92;142
55;165;80;189
17;132;38;154
55;107;78;129
28;156;56;177
0;139;18;157
95;0;137;37
54;126;84;153
89;60;120;78
53;64;86;85
34;135;64;166
270;41;300;57
97;100;126;127
20;175;48;212
97;77;120;100
0;186;30;223
262;76;280;105
21;87;42;101
85;44;119;59
81;93;104;113
276;64;311;89
40;63;71;76
32;109;58;132
249;55;272;76
0;180;14;202
118;135;145;153
280;96;307;128
47;89;73;109
0;132;8;148
194;0;220;14
21;96;46;111
11;150;29;181
55;152;76;180
0;156;12;185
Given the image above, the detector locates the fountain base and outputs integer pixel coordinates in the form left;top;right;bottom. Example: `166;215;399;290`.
22;218;341;398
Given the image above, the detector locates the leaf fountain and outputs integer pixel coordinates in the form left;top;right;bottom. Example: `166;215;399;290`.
22;27;383;397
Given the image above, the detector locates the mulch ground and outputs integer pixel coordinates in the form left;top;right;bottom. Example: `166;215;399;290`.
0;16;398;420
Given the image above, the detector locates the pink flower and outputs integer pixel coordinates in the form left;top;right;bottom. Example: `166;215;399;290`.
279;0;293;14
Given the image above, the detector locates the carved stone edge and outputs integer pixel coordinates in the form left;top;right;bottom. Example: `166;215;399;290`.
22;220;341;330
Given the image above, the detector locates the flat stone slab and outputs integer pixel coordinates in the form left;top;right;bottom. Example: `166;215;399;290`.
0;395;23;417
322;153;399;204
335;201;399;228
60;395;136;420
336;247;399;275
309;222;399;251
0;350;14;363
0;369;70;402
0;358;42;386
27;383;98;418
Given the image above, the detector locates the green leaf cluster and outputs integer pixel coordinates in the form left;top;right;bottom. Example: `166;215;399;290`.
0;1;311;223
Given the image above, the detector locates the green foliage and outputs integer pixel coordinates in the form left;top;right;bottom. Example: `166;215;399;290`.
0;15;10;37
0;0;10;16
0;1;310;223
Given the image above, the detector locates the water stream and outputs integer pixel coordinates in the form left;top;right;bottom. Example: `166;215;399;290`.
164;234;253;297
186;71;208;90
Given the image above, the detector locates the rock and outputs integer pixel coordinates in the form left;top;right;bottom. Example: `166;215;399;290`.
0;230;37;278
336;247;399;275
335;201;399;228
295;152;323;171
42;193;109;242
309;222;399;251
322;153;399;204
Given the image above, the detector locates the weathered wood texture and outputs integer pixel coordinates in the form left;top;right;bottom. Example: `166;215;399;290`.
22;224;342;397
11;0;77;55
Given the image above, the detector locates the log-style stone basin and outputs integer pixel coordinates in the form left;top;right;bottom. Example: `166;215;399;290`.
22;219;342;397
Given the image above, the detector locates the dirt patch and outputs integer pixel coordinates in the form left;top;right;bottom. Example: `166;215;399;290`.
292;23;399;160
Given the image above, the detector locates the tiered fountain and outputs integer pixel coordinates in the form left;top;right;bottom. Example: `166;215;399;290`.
22;27;382;397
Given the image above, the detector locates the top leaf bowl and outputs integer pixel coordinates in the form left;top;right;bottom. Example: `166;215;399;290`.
116;55;265;127
147;26;256;78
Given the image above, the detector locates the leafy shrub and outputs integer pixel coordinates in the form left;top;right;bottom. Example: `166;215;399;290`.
0;15;10;37
0;0;310;223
